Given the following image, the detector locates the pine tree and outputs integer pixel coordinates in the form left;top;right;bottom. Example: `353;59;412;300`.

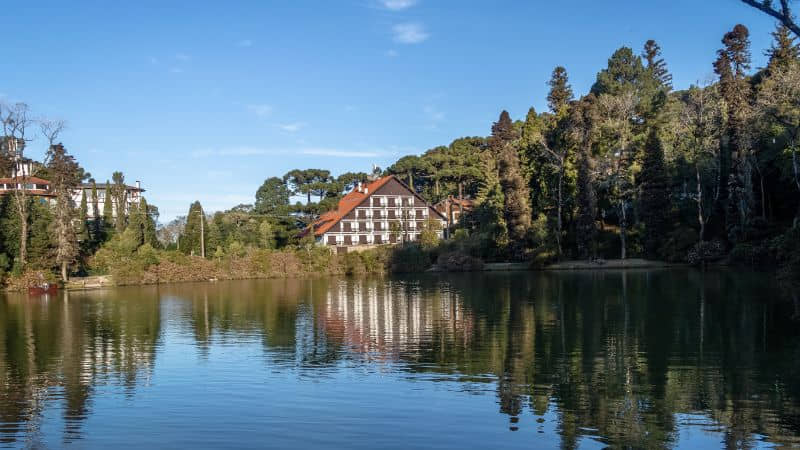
112;172;127;233
179;201;206;256
547;66;573;113
46;144;82;281
766;24;800;72
126;201;145;248
140;197;159;247
491;111;531;255
102;179;114;234
78;190;90;243
639;128;672;257
90;180;103;246
642;39;673;89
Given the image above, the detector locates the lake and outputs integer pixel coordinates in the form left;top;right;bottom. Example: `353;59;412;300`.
0;270;798;448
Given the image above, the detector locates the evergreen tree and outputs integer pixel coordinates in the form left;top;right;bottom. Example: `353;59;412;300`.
766;24;800;71
642;39;673;89
78;190;90;244
140;198;159;247
102;179;114;233
90;180;102;246
111;171;127;233
714;24;754;241
547;66;573;113
126;201;145;248
639;128;672;257
491;111;531;255
254;177;291;215
590;47;646;96
179;201;207;256
46;144;83;281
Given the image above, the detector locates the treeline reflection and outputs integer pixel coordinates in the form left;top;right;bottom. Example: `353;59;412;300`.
0;270;798;447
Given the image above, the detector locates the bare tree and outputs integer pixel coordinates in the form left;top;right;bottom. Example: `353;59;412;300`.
740;0;800;37
39;118;66;147
0;101;35;267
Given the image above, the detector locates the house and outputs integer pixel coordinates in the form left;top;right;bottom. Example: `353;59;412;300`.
72;181;145;218
434;195;475;227
0;176;55;202
310;175;447;249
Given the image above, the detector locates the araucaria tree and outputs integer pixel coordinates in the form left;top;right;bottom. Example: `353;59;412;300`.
714;24;754;241
46;144;83;281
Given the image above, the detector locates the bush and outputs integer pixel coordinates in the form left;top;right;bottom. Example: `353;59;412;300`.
660;227;698;262
687;240;725;265
390;244;433;272
437;251;484;272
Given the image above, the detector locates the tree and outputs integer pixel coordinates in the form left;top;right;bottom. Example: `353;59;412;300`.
715;24;755;240
547;66;574;113
102;179;114;231
679;83;723;242
639;128;672;257
90;179;103;245
591;47;646;96
78;189;90;244
388;155;430;190
766;24;800;71
0;102;33;267
179;201;207;256
336;172;369;193
757;59;800;226
283;169;331;204
739;0;800;37
642;40;673;89
141;198;159;247
46;144;83;281
111;171;127;232
254;177;290;215
570;96;599;259
491;110;531;254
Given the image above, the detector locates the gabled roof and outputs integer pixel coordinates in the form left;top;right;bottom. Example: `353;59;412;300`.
0;176;51;185
311;175;446;236
312;176;394;236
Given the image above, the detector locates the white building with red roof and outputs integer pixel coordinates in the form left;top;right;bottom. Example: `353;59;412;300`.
311;175;446;249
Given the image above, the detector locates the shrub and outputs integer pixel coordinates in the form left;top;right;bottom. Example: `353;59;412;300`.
660;227;698;262
687;239;725;265
437;251;484;272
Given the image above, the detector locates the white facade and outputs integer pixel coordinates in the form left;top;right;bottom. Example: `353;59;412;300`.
72;181;144;218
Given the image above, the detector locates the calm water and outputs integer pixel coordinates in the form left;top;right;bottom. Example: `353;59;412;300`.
0;270;798;449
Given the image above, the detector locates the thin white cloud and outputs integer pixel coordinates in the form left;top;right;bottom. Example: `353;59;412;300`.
300;149;382;158
424;105;445;122
247;104;273;117
169;67;184;74
176;53;191;61
385;49;399;57
237;39;253;47
278;122;307;133
382;0;418;10
191;146;389;159
392;23;429;44
149;57;159;65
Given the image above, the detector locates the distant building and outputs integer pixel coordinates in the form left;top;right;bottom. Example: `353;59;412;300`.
310;175;446;249
434;195;475;227
72;181;145;218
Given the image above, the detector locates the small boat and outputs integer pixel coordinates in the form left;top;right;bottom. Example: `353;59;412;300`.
29;283;58;296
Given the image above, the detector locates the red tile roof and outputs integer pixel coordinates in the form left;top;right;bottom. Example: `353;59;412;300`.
0;176;51;184
312;175;395;236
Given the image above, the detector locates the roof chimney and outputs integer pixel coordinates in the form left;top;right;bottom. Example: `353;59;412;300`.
135;180;141;189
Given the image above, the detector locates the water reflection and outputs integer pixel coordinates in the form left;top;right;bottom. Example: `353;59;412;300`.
0;270;798;448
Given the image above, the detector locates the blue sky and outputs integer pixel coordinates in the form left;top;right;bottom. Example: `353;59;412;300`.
2;0;780;221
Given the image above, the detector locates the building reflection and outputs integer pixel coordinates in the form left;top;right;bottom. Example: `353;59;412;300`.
0;271;797;447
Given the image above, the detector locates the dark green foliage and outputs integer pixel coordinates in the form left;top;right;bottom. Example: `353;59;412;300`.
591;47;646;96
642;40;672;89
575;147;597;259
491;111;531;254
547;66;573;113
639;129;672;257
766;25;800;71
178;201;206;256
254;177;290;215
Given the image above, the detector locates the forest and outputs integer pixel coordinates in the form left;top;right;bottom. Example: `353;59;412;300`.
0;17;799;295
